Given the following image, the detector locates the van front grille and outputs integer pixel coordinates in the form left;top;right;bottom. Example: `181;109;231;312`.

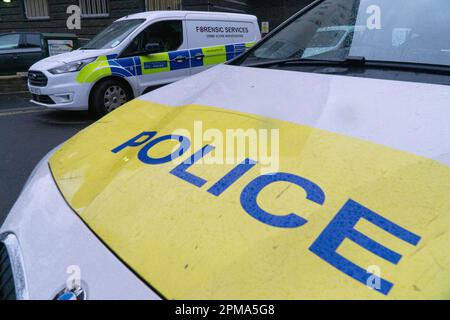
28;70;48;87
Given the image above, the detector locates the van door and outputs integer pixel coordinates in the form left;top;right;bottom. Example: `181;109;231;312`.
120;19;189;95
185;16;259;75
0;33;22;75
22;34;44;71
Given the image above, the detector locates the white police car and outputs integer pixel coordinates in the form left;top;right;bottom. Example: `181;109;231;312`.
1;0;449;300
27;11;260;117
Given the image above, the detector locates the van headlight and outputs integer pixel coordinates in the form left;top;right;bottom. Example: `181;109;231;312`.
48;58;96;75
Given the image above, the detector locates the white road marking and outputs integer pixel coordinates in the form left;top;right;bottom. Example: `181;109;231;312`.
0;91;29;95
0;107;48;117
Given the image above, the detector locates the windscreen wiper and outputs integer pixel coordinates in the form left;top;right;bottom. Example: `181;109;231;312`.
246;56;366;68
246;56;450;75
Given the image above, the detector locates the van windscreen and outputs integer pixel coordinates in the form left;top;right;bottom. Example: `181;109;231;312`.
81;19;145;50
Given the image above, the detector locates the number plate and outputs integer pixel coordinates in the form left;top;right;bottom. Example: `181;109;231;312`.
29;87;41;95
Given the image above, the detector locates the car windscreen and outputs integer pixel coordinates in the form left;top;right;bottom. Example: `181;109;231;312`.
238;0;450;68
0;34;20;50
81;19;145;50
307;30;346;48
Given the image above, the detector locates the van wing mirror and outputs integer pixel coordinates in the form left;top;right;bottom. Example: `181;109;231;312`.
144;42;163;54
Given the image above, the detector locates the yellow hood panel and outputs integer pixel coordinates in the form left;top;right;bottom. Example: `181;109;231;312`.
49;99;450;299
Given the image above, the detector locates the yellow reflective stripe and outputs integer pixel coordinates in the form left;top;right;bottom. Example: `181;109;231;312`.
245;42;256;49
202;45;227;65
139;53;170;75
76;56;111;83
76;42;255;83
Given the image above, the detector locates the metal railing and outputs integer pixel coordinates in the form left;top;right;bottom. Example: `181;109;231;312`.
79;0;110;17
146;0;182;11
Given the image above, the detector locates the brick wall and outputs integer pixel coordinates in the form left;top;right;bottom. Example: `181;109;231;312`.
0;0;315;41
182;0;249;13
250;0;314;32
0;0;145;40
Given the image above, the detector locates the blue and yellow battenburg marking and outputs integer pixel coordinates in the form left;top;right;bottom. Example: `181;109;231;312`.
76;42;255;83
49;100;450;299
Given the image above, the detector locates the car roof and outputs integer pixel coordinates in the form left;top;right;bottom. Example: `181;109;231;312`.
116;10;257;22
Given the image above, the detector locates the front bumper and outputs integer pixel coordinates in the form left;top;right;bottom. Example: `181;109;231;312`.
0;149;160;300
28;71;91;111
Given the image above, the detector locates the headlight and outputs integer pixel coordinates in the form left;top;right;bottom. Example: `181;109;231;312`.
48;58;96;75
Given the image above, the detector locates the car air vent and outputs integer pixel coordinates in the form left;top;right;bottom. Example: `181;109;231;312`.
0;241;16;300
28;70;48;87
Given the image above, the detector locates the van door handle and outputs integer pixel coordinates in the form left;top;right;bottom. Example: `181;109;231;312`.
194;53;205;60
172;55;187;63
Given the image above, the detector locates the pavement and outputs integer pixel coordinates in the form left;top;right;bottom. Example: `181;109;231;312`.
0;92;94;224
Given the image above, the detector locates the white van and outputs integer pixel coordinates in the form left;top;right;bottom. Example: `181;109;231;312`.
27;11;260;116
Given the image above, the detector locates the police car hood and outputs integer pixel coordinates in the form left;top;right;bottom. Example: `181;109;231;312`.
49;64;450;299
31;49;111;69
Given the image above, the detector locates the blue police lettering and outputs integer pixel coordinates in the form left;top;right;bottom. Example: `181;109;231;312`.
111;131;157;154
112;132;190;164
112;131;422;294
240;173;326;228
208;158;256;196
138;134;190;165
170;145;215;187
309;199;421;295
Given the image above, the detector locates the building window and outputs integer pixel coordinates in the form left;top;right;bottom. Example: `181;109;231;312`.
24;0;49;20
146;0;181;11
79;0;109;17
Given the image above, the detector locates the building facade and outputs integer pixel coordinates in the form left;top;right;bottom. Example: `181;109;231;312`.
0;0;313;40
250;0;314;32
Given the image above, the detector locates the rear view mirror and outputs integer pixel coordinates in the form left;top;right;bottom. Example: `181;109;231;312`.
145;43;163;54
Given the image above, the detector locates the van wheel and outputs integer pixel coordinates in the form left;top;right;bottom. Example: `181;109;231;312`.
91;79;130;117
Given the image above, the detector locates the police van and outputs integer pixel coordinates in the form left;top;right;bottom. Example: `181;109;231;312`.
2;0;450;300
27;11;260;116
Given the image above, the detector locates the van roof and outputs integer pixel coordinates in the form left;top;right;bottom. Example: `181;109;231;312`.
116;10;257;22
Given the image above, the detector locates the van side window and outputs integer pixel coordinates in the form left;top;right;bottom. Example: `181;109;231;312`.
123;20;183;56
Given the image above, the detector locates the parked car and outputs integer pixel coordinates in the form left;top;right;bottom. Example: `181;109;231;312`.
27;11;260;117
1;0;449;300
0;32;44;76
